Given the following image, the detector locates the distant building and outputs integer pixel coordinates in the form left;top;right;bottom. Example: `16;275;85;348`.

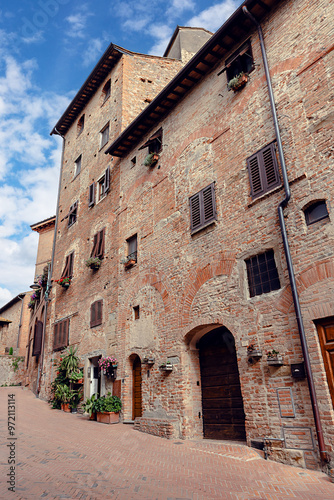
36;0;333;471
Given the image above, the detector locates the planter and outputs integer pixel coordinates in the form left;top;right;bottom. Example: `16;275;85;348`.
61;283;70;288
96;411;119;424
61;403;71;412
159;364;173;372
267;355;284;366
71;407;78;413
228;73;248;92
89;413;96;421
89;263;101;270
124;259;136;269
247;350;262;358
143;357;155;365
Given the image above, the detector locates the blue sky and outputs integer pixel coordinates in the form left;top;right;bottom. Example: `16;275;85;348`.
0;0;243;307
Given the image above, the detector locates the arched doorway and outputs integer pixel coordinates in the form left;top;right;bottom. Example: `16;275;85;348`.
199;326;246;441
132;355;142;419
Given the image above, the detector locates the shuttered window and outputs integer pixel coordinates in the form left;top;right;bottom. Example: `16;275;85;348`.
246;250;281;297
91;229;105;259
100;123;110;149
32;320;43;357
68;201;78;227
88;182;95;207
247;143;281;199
189;183;217;233
53;318;70;351
139;128;162;154
90;300;103;328
61;252;74;279
127;234;137;261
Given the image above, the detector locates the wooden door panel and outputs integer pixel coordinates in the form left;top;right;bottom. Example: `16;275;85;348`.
316;318;334;408
133;356;142;419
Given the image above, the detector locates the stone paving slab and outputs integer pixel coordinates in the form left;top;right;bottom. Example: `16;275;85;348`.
0;388;333;499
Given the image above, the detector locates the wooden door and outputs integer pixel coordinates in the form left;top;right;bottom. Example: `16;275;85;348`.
133;356;142;419
199;327;246;441
316;317;334;408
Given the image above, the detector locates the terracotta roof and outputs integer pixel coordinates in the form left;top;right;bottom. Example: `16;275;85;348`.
30;215;56;232
105;0;279;158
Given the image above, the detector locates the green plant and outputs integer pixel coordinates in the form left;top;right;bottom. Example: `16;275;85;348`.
82;393;98;416
12;357;24;372
8;347;13;355
85;257;102;269
267;349;280;358
55;276;71;286
70;388;83;409
69;369;84;382
227;72;248;90
144;153;159;167
54;383;72;404
60;346;80;379
91;393;122;414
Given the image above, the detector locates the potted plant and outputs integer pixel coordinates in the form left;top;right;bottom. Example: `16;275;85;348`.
144;153;159;167
267;349;284;366
69;369;84;384
60;346;80;379
159;361;173;371
93;393;122;424
98;356;118;377
55;383;72;412
247;343;262;358
37;273;47;288
55;276;71;288
28;290;41;309
143;356;155;365
70;388;83;413
227;72;249;91
85;257;102;270
121;256;136;269
82;393;98;420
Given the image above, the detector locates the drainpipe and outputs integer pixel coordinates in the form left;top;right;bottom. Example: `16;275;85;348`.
242;6;328;464
36;127;65;397
16;293;25;351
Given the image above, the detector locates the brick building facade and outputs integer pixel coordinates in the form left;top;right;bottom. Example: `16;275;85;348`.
35;0;333;471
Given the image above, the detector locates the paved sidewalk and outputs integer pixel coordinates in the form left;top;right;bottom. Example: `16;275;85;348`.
0;388;333;499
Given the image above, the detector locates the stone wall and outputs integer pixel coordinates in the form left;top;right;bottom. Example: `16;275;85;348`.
0;356;25;387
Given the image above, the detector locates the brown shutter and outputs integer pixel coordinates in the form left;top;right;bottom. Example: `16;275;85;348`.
105;167;110;193
262;143;280;190
97;229;105;258
88;183;95;207
247;143;280;199
91;233;98;258
90;300;103;327
68;252;74;277
32;320;43;356
63;319;69;347
202;184;216;225
61;255;70;278
90;302;96;327
247;153;263;197
190;192;201;231
53;322;59;350
97;300;103;325
113;379;122;398
53;319;69;351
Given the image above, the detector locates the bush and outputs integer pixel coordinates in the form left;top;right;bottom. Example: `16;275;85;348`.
91;393;122;414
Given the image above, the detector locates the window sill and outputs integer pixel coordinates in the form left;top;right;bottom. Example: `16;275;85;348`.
247;173;306;208
191;220;216;236
99;142;109;152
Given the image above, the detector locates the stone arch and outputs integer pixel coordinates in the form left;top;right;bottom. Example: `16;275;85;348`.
179;252;236;328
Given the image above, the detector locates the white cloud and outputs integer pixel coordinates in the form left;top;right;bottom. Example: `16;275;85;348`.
187;0;239;31
166;0;195;17
149;24;174;56
66;4;94;39
82;38;104;67
0;287;13;308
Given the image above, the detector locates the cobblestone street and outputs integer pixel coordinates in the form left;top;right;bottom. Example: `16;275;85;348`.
1;388;333;499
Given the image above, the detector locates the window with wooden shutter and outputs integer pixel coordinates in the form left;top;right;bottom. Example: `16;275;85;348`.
91;228;105;259
32;320;43;357
68;201;78;227
61;252;74;279
90;300;103;328
139;128;162;154
88;182;95;207
53;318;69;351
100;122;110;149
126;234;137;261
189;183;217;233
247;143;281;199
105;167;110;193
223;40;254;82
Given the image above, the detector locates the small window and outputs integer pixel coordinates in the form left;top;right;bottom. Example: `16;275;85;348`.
32;320;43;357
304;201;329;226
74;155;81;177
131;156;136;167
189;183;217;233
247;143;281;200
96;167;110;202
225;40;254;83
61;252;74;279
127;234;137;262
102;79;111;103
139;128;162;154
91;300;103;328
53;318;69;351
133;306;140;320
77;114;85;135
88;182;95;207
91;228;105;259
68;201;78;227
246;250;281;298
100;122;110;149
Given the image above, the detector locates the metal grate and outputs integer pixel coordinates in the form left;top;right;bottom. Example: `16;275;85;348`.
246;250;280;297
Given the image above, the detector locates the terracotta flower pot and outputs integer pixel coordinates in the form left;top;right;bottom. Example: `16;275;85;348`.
96;412;119;424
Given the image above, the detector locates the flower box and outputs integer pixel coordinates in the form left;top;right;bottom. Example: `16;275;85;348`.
124;258;136;269
267;355;284;366
159;363;173;371
247;350;262;358
61;403;71;412
96;411;119;424
143;357;155;365
228;72;248;92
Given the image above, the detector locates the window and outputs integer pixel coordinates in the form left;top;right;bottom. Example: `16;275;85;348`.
127;234;137;262
304;201;329;226
61;252;74;279
91;228;105;259
189;183;217;233
131;156;136;167
102;79;111;103
246;250;281;297
68;201;78;227
97;167;110;202
53;318;69;351
247;143;281;200
90;300;103;327
133;306;140;320
100;122;110;149
74;155;81;177
224;40;254;83
32;320;43;357
139;128;162;154
88;182;95;207
77;114;85;135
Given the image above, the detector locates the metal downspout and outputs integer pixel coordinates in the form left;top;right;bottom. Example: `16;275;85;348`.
36;127;65;397
242;6;328;464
